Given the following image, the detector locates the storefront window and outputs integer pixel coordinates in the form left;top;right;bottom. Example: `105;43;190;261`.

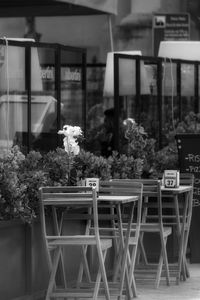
0;45;26;151
30;47;57;151
60;50;83;128
0;40;86;153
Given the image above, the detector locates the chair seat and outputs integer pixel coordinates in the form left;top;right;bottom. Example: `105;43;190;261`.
140;224;172;236
128;236;138;245
47;236;112;250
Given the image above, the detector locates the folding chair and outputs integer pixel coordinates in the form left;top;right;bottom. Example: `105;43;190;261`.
39;186;112;300
112;179;172;288
158;173;194;283
99;180;143;297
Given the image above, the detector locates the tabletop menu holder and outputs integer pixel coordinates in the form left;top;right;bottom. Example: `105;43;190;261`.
163;170;180;188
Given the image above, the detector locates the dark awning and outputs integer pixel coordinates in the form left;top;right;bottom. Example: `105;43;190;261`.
0;0;118;17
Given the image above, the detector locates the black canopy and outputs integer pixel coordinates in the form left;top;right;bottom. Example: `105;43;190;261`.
0;0;117;17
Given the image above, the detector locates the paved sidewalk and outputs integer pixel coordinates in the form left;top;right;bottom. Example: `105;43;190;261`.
40;263;200;299
136;263;200;300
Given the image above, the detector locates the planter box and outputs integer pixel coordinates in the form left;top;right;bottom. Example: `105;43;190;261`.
0;218;86;300
0;220;28;300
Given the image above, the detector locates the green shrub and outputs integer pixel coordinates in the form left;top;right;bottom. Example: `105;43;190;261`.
107;151;143;179
0;146;35;223
75;149;112;180
5;112;199;223
152;143;179;176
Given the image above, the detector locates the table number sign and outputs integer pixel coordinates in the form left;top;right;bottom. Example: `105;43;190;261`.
163;170;180;188
85;178;99;192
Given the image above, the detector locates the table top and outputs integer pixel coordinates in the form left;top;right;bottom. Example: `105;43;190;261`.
44;194;138;206
161;185;193;194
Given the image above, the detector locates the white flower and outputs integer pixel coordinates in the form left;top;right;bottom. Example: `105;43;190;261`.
123;118;136;126
58;125;82;155
58;125;82;137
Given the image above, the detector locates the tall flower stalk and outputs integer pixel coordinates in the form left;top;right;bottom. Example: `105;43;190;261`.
58;125;83;185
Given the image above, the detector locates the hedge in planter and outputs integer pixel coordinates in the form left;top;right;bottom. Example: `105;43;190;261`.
0;146;144;222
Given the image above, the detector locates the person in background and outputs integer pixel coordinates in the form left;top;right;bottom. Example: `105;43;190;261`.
100;108;115;157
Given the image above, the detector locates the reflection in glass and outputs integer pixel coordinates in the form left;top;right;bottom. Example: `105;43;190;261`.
31;47;57;151
60;50;83;128
0;46;26;150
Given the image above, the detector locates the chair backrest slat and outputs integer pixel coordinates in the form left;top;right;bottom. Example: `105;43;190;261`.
39;186;99;241
99;180;143;240
100;181;143;194
110;179;162;224
41;186;92;193
42;192;93;200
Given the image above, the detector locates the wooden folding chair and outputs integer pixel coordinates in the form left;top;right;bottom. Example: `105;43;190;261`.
99;180;143;298
158;173;194;283
112;179;172;288
39;186;112;300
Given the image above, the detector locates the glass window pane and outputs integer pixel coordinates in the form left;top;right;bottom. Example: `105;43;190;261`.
0;45;26;151
31;46;57;152
181;64;195;120
60;50;83;128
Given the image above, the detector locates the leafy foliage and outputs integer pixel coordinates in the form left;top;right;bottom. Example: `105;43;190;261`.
176;111;200;134
75;149;112;180
152;143;179;176
1;112;198;223
123;119;156;177
0;146;34;223
107;151;143;179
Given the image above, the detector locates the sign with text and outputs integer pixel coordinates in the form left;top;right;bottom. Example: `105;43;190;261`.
153;13;190;56
85;178;99;192
176;134;200;206
163;170;180;188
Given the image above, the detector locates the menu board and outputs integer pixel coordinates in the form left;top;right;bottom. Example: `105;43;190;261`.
176;133;200;207
176;133;200;262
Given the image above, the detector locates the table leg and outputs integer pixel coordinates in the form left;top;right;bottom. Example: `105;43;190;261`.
115;203;135;300
176;192;190;284
182;189;193;279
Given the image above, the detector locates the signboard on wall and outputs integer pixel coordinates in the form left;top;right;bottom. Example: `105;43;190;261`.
176;133;200;206
176;133;200;262
153;13;190;56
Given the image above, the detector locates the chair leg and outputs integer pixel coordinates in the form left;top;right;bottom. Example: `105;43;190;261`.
45;247;61;300
137;234;148;265
183;231;190;279
155;242;164;288
77;245;92;287
91;248;108;300
60;249;67;289
177;229;187;284
110;205;120;263
117;204;135;300
96;247;111;300
128;245;138;297
160;235;170;286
